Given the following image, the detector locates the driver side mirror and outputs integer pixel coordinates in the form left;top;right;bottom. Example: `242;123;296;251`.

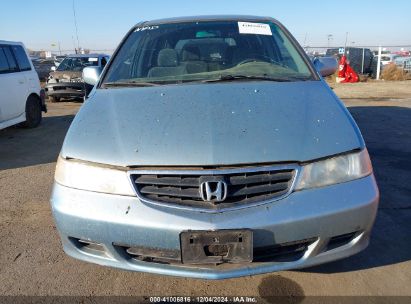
83;66;103;86
313;57;338;77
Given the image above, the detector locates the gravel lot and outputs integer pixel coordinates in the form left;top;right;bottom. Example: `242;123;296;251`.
0;81;410;301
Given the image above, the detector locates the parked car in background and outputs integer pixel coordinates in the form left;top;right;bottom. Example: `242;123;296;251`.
45;53;109;102
326;47;373;75
51;16;378;279
370;56;383;78
32;58;56;81
395;56;411;73
372;50;390;56
376;53;400;66
394;50;410;57
0;40;46;130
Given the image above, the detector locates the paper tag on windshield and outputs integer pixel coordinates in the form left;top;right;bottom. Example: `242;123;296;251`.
238;22;272;35
88;58;98;62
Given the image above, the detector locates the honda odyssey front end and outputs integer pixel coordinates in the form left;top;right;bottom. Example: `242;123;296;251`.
50;15;379;279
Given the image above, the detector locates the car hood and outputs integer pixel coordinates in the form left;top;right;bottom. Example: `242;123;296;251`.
61;81;363;167
51;70;82;80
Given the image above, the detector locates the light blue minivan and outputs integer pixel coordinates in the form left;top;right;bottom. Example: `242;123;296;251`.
51;16;379;279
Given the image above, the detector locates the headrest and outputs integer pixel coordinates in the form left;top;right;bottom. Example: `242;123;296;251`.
182;46;201;61
158;49;178;67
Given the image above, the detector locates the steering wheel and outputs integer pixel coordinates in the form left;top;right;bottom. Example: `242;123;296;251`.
237;54;274;65
237;54;287;68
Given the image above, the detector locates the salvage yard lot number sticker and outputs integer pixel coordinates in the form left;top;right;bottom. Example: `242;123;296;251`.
238;22;272;35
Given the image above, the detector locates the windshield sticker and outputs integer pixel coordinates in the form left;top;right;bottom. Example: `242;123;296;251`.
238;22;272;36
134;25;159;32
88;58;98;62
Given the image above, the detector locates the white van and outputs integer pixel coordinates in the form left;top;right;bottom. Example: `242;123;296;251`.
0;41;46;130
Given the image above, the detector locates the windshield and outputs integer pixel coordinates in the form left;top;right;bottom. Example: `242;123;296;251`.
102;20;314;86
57;57;98;71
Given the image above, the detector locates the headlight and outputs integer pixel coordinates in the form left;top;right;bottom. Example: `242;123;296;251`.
295;149;372;190
47;77;56;84
55;157;135;196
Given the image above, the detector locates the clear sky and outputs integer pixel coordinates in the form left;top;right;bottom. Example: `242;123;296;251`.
1;0;410;52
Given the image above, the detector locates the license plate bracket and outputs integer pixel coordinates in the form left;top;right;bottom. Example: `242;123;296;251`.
180;229;253;264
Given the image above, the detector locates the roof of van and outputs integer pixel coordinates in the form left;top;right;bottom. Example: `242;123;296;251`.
0;40;24;46
65;53;109;58
140;15;277;26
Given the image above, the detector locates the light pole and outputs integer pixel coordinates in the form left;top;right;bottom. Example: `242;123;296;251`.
71;36;76;53
344;32;349;49
72;0;80;51
51;42;62;55
327;34;333;47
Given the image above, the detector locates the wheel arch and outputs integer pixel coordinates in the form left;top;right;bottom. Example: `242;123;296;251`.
26;92;40;104
27;91;47;113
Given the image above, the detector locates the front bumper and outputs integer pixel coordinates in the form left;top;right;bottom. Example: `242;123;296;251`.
50;175;379;280
45;82;88;98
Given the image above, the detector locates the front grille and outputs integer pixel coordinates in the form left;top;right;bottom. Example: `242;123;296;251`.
118;245;181;265
130;165;297;209
69;237;107;257
326;231;358;251
52;86;67;91
253;238;317;262
115;237;315;266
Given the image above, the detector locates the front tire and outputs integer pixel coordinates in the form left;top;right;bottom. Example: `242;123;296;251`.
21;96;42;128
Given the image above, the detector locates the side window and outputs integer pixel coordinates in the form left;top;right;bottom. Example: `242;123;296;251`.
11;45;32;71
3;47;18;72
0;47;10;73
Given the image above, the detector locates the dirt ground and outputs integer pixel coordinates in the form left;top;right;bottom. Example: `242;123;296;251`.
331;80;411;100
0;81;410;301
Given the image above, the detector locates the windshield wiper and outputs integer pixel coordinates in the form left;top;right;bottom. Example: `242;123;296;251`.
201;74;299;83
102;81;160;88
